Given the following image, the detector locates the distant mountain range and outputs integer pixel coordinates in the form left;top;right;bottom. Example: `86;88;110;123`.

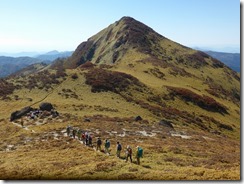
0;51;42;57
0;51;73;78
35;50;73;62
0;48;240;79
204;51;240;72
0;56;42;78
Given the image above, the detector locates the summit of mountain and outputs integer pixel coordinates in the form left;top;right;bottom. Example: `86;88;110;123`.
64;16;228;72
65;16;174;68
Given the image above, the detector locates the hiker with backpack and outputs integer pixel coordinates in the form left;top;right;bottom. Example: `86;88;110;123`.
136;146;143;165
125;145;132;163
88;134;93;147
66;125;71;137
72;128;77;139
96;137;102;151
85;132;89;145
82;132;86;144
104;139;111;155
77;129;82;140
116;142;122;158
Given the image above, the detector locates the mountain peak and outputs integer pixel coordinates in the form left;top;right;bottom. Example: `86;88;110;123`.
117;16;158;37
65;16;167;68
45;50;60;55
119;16;135;21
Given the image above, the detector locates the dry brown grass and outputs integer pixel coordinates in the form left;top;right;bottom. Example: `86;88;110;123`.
0;114;240;180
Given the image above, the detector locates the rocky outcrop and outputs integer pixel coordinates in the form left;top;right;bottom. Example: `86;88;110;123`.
39;102;54;111
159;119;174;129
10;106;33;121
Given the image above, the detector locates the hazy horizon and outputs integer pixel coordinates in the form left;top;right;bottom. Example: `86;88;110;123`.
0;45;240;58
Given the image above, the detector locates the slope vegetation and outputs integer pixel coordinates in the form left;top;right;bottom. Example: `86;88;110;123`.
0;16;240;180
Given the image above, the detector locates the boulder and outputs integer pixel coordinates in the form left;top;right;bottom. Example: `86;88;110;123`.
135;116;142;121
10;106;33;121
84;118;91;122
39;102;53;111
159;119;174;129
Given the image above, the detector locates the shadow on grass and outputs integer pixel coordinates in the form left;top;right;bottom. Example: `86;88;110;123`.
142;164;152;169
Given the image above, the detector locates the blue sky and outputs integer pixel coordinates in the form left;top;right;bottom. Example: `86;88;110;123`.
0;0;240;53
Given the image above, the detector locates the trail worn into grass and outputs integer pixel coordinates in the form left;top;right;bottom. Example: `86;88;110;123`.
0;115;240;180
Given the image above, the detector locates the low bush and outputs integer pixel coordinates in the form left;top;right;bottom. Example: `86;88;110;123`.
167;86;228;114
22;69;66;90
185;51;209;68
79;62;95;69
0;79;15;98
169;66;195;77
84;68;144;93
71;73;78;80
201;115;233;131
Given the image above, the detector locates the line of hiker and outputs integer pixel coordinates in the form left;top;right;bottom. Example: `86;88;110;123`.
66;125;143;165
66;125;93;146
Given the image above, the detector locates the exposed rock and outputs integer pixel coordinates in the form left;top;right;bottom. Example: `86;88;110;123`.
135;116;142;121
39;102;53;111
10;106;33;121
159;119;174;129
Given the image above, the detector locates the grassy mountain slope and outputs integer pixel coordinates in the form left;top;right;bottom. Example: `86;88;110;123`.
0;16;240;180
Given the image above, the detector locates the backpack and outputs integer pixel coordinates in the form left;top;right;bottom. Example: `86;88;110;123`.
117;144;122;151
97;139;102;145
105;141;110;148
82;133;85;139
138;147;143;158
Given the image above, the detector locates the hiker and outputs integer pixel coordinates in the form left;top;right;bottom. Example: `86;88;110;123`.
82;132;86;144
72;128;77;139
66;125;71;137
116;142;122;158
51;109;59;118
104;139;111;155
77;129;82;140
125;145;132;163
96;137;102;151
34;110;39;117
136;146;143;165
85;132;89;145
30;112;35;119
20;121;24;127
20;117;24;128
88;134;93;147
